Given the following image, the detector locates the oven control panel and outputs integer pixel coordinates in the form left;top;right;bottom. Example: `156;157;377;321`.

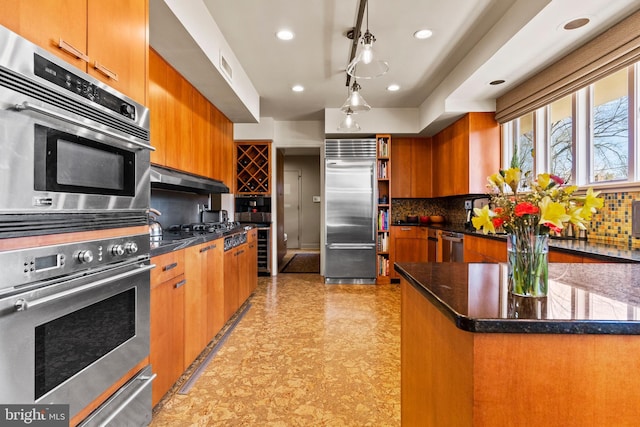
0;234;150;289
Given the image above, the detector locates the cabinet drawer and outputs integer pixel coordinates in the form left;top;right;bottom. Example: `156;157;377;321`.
151;250;185;286
392;226;424;238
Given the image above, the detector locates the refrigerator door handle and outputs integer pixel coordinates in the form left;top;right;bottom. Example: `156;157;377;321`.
327;244;375;250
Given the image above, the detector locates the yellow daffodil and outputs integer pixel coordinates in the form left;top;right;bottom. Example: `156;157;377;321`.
538;196;571;230
537;173;551;190
567;206;587;229
580;188;604;220
487;173;505;191
471;205;496;234
563;185;578;195
503;167;521;194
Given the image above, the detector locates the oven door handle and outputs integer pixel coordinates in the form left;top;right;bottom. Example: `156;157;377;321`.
14;101;155;152
99;372;157;426
14;263;155;312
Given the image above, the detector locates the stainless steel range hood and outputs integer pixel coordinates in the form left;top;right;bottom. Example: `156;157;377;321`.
150;165;229;194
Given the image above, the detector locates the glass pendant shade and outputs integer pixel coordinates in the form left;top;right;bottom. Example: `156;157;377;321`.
337;108;361;132
340;81;371;113
346;30;389;79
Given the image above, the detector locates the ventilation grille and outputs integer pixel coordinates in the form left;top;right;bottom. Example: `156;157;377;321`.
325;139;376;158
0;213;147;239
0;66;149;141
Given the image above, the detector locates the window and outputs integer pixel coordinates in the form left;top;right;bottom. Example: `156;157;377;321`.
590;68;629;182
549;95;573;183
503;64;637;188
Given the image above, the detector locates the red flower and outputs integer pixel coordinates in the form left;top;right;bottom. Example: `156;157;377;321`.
514;202;539;217
550;174;564;185
494;207;504;215
492;217;505;228
543;222;562;234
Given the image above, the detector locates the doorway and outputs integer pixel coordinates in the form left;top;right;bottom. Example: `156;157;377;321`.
284;170;301;249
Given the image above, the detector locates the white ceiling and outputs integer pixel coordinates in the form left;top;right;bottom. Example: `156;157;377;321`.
151;0;640;135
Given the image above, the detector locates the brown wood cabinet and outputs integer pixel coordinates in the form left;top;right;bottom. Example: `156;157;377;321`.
149;48;234;183
390;226;428;279
184;243;214;367
224;246;241;321
391;137;432;198
432;113;500;197
150;250;185;407
463;234;507;263
0;0;148;104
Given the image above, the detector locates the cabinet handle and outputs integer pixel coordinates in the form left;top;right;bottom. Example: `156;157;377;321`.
401;227;412;231
163;262;178;272
200;244;216;253
58;38;89;62
237;250;245;256
174;279;186;289
93;60;119;81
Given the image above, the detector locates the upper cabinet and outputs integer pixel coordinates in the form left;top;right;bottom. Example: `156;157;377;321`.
149;48;234;184
0;0;148;104
432;112;500;197
391;137;432;198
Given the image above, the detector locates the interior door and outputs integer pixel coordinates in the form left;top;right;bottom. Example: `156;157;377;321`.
284;170;301;249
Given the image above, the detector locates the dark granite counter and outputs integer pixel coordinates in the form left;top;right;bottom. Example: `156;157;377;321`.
150;225;254;257
392;222;640;262
395;262;640;334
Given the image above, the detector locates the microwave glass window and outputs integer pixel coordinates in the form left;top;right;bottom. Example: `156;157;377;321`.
34;289;136;399
57;139;125;190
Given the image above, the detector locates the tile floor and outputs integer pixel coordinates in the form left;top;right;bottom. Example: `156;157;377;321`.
150;269;401;426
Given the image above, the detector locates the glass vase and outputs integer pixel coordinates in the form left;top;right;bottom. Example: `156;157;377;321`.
506;231;549;297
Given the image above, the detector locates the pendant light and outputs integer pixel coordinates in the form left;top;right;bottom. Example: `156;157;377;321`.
337;107;361;132
346;2;388;79
340;79;371;113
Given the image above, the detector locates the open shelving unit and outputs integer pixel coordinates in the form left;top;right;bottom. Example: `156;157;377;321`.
376;134;391;284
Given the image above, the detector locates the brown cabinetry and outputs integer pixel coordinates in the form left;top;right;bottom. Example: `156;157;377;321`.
235;141;271;194
149;48;234;183
390;226;428;279
376;135;391;283
391;137;432;198
0;0;148;104
150;250;185;407
432;113;500;197
463;234;507;263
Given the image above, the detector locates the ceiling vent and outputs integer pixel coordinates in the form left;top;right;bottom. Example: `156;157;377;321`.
220;53;232;82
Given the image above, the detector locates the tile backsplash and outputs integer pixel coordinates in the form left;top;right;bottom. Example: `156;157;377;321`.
394;191;640;249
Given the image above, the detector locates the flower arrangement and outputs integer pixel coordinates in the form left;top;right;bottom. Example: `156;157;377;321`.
471;168;604;236
472;167;604;297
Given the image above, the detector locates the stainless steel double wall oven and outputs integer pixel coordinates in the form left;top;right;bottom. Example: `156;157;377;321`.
0;25;155;425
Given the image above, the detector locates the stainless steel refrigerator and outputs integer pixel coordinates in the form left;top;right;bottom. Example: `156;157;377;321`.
324;139;377;284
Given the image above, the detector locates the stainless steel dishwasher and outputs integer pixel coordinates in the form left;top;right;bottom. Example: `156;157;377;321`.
440;231;464;262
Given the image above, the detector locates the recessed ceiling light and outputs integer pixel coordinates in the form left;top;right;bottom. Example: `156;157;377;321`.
387;84;400;92
292;85;304;92
563;18;590;30
489;80;506;86
413;29;433;40
276;29;294;40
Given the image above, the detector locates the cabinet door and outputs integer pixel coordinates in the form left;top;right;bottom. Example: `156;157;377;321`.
211;106;234;184
165;66;193;171
184;244;210;367
87;0;148;103
149;49;167;166
206;240;225;341
224;249;240;322
391;139;412;198
390;227;427;278
191;89;212;178
150;274;185;406
411;139;432;198
0;0;87;71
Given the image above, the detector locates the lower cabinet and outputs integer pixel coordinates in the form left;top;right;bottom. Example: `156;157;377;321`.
390;226;428;279
463;234;507;263
150;250;186;407
150;231;258;407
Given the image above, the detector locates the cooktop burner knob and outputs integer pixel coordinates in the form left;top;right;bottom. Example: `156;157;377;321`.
110;244;125;256
124;242;138;254
77;250;94;264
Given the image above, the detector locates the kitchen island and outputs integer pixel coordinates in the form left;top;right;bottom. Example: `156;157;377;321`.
396;262;640;427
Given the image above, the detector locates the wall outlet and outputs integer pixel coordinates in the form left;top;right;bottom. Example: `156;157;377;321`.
633;201;640;238
464;200;472;210
312;196;321;203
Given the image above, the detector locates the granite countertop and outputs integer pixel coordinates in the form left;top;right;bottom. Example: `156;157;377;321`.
392;222;640;262
395;262;640;335
150;225;254;257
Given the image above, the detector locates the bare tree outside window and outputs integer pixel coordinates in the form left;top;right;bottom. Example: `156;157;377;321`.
550;95;573;182
592;96;628;181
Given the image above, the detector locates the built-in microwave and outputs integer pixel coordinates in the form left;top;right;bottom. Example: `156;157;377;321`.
0;24;153;237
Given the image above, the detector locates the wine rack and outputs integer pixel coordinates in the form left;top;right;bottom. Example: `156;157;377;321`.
235;142;271;194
